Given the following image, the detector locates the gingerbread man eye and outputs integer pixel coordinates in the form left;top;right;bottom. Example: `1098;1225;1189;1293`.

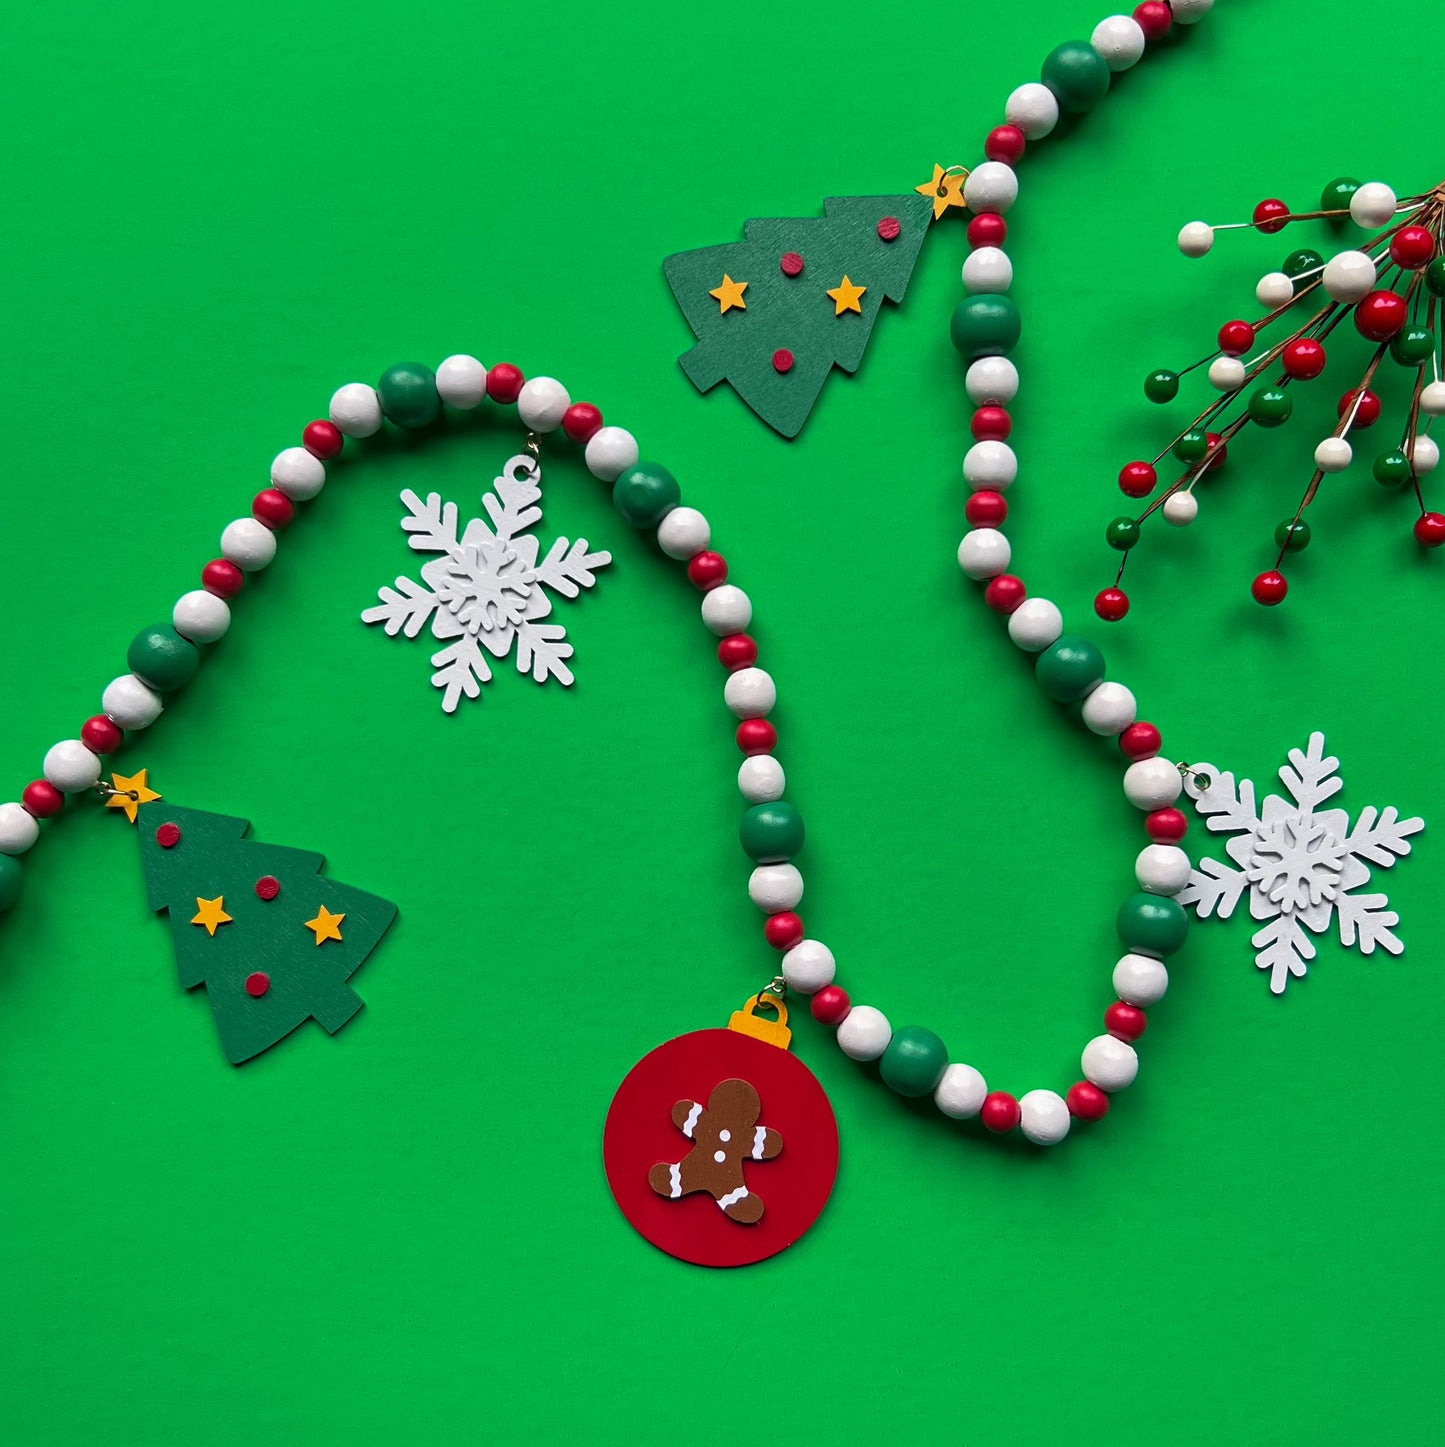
719;1130;731;1143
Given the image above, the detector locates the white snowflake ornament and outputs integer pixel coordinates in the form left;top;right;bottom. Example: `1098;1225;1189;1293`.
362;453;611;713
1178;732;1424;995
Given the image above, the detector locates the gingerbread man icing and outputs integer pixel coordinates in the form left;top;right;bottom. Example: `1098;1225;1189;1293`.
647;1077;783;1224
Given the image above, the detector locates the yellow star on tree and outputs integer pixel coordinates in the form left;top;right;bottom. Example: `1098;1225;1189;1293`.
191;896;233;937
104;769;161;825
304;905;346;946
826;276;867;316
914;163;968;220
709;274;748;314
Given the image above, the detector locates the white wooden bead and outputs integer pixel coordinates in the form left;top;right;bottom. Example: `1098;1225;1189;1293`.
172;590;231;644
1136;843;1192;895
724;667;776;719
584;425;638;481
963;162;1018;216
1177;221;1213;258
270;446;325;501
656;506;710;560
962;246;1013;294
1409;434;1440;475
1162;491;1198;527
957;528;1010;581
934;1063;988;1119
963;440;1017;491
0;802;40;855
435;354;488;409
965;356;1019;406
102;674;163;729
738;755;786;804
781;939;835;994
517;376;571;432
1082;1034;1138;1091
701;585;751;636
1113;952;1169;1006
1322;249;1376;303
1170;0;1212;21
1124;756;1183;810
1081;682;1137;736
1315;437;1352;473
1349;182;1396;229
1005;82;1058;139
1007;597;1063;652
1019;1088;1072;1145
1208;356;1246;392
1420;381;1445;417
43;739;101;793
748;862;803;912
1255;271;1295;308
329;382;383;437
220;517;277;572
836;1005;891;1061
1090;15;1145;70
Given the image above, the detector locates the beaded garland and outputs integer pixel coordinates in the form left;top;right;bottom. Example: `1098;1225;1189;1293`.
0;1;1216;1145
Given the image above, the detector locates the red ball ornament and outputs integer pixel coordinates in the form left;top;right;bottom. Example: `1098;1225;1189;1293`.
245;972;271;998
1132;1;1172;40
736;719;777;756
1067;1080;1111;1120
687;551;728;591
486;362;525;403
1252;198;1290;235
967;213;1007;249
562;402;603;443
984;125;1026;165
980;1091;1021;1134
1414;512;1445;548
1204;431;1227;470
1390;225;1436;270
1338;387;1381;428
984;575;1027;614
1105;1001;1148;1041
764;912;805;951
970;406;1012;441
810;987;851;1026
1282;337;1326;380
252;488;296;530
1217;319;1256;357
1119;722;1162;761
1252;569;1288;606
1146;807;1188;843
81;715;123;755
965;490;1008;528
155;822;182;849
717;634;759;671
1094;587;1130;622
1354;290;1408;341
1118;461;1158;498
201;559;245;598
22;780;64;818
302;419;343;459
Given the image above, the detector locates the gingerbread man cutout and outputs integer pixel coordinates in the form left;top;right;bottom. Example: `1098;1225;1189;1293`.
647;1078;783;1224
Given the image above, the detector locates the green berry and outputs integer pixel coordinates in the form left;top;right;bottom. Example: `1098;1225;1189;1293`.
1425;258;1445;298
950;295;1021;360
1390;326;1435;366
0;854;21;912
1035;635;1105;703
880;1026;949;1098
1274;519;1311;552
127;624;201;693
1144;369;1179;404
1283;248;1324;288
1373;450;1412;488
1319;176;1360;218
1106;516;1140;551
1116;891;1189;957
376;362;440;429
1040;40;1111;113
1174;427;1209;463
739;802;804;864
612;463;681;528
1248;386;1293;428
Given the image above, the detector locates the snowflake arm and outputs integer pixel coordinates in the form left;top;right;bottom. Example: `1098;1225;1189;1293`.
482;464;543;544
513;621;575;685
1343;805;1425;868
1251;914;1317;995
534;537;613;599
430;637;493;713
399;489;461;554
1178;858;1248;919
1335;890;1403;956
1184;766;1259;837
1278;731;1343;813
361;576;439;638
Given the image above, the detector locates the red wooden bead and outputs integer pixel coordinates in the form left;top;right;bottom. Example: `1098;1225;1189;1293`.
245;972;271;998
255;875;281;901
486;362;524;403
1217;319;1256;356
1094;587;1130;622
1337;387;1381;428
1282;337;1326;380
1119;722;1162;761
810;986;851;1026
562;402;603;443
772;349;795;374
764;912;805;950
22;780;63;818
984;125;1026;165
302;419;343;459
1067;1080;1111;1120
202;559;245;598
1414;512;1445;548
1252;198;1290;235
1390;225;1435;270
687;551;728;590
1105;1001;1148;1041
717;634;759;671
964;490;1008;528
971;406;1012;441
1118;461;1157;498
967;213;1006;249
980;1091;1021;1134
1252;569;1288;606
984;575;1026;614
155;822;182;849
736;719;777;756
1146;807;1188;843
1132;1;1172;39
1355;290;1408;341
252;488;296;530
81;715;123;755
1204;431;1227;470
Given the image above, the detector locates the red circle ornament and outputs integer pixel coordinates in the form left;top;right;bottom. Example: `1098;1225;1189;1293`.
984;575;1026;614
155;822;182;849
779;251;804;277
717;634;758;671
486;362;524;403
255;875;281;901
736;719;777;755
603;1021;839;1268
1119;722;1162;761
1217;320;1255;356
1146;807;1188;843
245;972;271;998
771;348;795;374
1252;569;1289;606
876;216;901;242
201;559;245;598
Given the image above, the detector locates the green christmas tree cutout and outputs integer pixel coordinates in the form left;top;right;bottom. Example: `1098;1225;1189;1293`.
135;802;397;1065
664;192;935;438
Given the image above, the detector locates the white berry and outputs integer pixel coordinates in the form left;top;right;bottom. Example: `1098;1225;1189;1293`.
1255;271;1295;308
1209;356;1246;392
1163;491;1198;527
1349;181;1397;229
1315;437;1352;473
1420;381;1445;417
1409;434;1440;475
1322;249;1377;304
1177;222;1214;258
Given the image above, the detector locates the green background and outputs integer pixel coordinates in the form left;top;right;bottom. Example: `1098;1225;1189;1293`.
1;2;1440;1442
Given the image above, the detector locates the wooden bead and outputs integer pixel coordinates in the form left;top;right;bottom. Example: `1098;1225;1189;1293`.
1169;0;1213;20
0;802;40;855
950;295;1021;360
963;162;1018;216
252;488;295;530
0;854;21;912
485;362;524;403
957;528;1011;580
1091;14;1146;69
748;862;803;912
562;403;603;442
172;590;231;644
43;739;101;794
270;446;326;501
377;362;440;429
435;354;488;410
880;1026;948;1097
1040;40;1111;114
836;1004;891;1061
962;246;1013;294
1081;681;1136;735
220;518;277;572
517;376;571;433
1135;843;1191;895
1113;952;1169;1005
1019;1088;1072;1145
613;463;680;528
1005;81;1059;138
584;425;639;481
963;440;1018;490
934;1062;988;1118
1007;597;1063;651
965;356;1019;405
1035;636;1105;701
102;674;163;730
980;1091;1021;1133
724;667;776;719
738;754;785;803
765;912;805;951
202;559;244;598
1066;1081;1110;1120
736;719;776;755
701;585;752;636
328;382;383;437
810;986;851;1026
1081;1034;1138;1091
739;801;804;863
302;419;343;459
1123;756;1183;810
127;625;201;693
21;780;63;818
1116;891;1189;956
781;938;836;994
656;506;711;560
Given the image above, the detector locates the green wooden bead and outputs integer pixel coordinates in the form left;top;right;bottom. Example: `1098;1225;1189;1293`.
1144;369;1179;404
1426;258;1445;298
1390;326;1434;366
0;853;21;912
127;624;201;693
1106;516;1140;551
739;801;804;863
1373;450;1411;488
1035;635;1105;702
880;1026;948;1098
1116;891;1189;957
1320;176;1360;217
1283;248;1323;286
613;462;681;528
377;362;440;429
1248;386;1292;428
1040;40;1111;113
949;295;1020;360
1174;427;1208;463
1274;519;1311;552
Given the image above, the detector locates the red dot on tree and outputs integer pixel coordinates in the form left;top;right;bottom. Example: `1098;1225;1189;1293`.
156;823;182;849
255;875;281;901
772;349;795;374
245;972;271;998
876;217;901;242
779;252;804;277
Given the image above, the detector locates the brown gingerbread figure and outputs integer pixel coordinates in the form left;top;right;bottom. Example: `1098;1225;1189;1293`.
647;1077;783;1224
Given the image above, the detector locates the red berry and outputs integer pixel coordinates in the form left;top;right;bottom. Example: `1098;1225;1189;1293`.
686;551;728;591
984;125;1026;165
81;716;123;755
252;488;296;530
764;912;805;950
202;559;245;598
562;402;603;443
1252;569;1288;606
984;575;1026;614
1338;388;1381;428
1415;512;1445;548
1146;807;1188;843
1282;337;1326;380
1252;198;1290;235
1105;1002;1148;1041
1118;461;1158;498
1217;320;1256;357
245;972;271;998
967;213;1006;249
22;781;63;818
1132;1;1172;39
810;986;851;1026
1119;722;1162;761
1203;432;1228;471
1390;225;1435;270
255;875;281;901
971;406;1011;441
155;822;182;849
302;419;343;459
736;719;776;756
965;490;1008;528
980;1091;1021;1134
717;634;759;671
1067;1081;1110;1120
1355;290;1408;341
1094;587;1130;622
486;363;524;403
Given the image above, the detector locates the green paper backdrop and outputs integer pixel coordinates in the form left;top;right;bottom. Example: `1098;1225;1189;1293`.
0;2;1440;1442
